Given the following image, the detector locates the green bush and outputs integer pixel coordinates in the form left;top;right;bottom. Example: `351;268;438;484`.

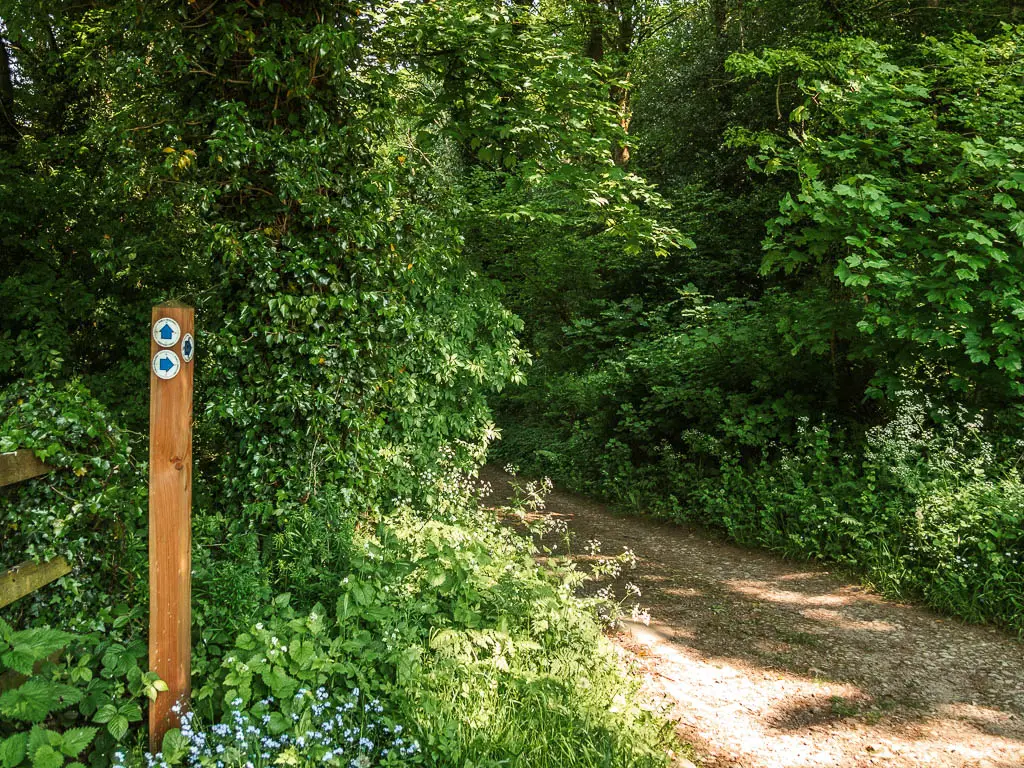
65;481;669;768
496;294;1024;632
4;459;675;768
1;2;683;762
0;380;147;625
494;24;1024;636
190;504;671;767
732;27;1024;401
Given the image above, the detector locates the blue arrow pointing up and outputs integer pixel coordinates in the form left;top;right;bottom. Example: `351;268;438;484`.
159;323;175;340
183;338;193;357
159;356;175;372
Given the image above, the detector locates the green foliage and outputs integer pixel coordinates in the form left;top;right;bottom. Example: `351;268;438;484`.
733;28;1024;398
0;380;147;625
0;0;530;625
492;2;1024;637
184;503;671;768
11;0;1023;763
0;724;97;768
694;400;1024;627
0;0;686;621
1;0;684;760
496;295;1024;631
164;689;421;768
0;620;159;768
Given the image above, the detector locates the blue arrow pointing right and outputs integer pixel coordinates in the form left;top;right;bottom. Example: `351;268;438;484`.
159;356;175;372
159;323;174;340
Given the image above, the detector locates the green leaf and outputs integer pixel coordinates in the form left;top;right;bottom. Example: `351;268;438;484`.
26;729;58;757
0;651;35;677
0;681;81;723
994;192;1017;209
117;702;142;722
0;734;27;768
106;716;129;742
8;630;72;662
267;712;290;735
1;630;71;676
29;746;61;768
262;666;296;700
161;730;189;765
58;730;95;759
92;704;117;724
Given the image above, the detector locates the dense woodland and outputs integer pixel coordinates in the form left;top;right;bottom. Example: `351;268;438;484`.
492;0;1024;632
0;1;1022;767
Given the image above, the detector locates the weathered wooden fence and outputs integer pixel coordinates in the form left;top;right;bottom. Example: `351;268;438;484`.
0;451;73;696
0;450;71;610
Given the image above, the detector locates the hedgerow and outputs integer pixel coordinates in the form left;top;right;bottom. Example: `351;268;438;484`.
1;1;679;765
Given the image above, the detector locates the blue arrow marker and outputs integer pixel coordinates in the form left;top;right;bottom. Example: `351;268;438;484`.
183;338;193;358
159;323;175;341
159;356;175;372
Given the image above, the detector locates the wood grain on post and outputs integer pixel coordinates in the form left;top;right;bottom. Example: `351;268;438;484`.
148;302;194;750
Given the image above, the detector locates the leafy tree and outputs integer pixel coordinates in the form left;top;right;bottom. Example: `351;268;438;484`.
491;3;1024;633
735;28;1024;401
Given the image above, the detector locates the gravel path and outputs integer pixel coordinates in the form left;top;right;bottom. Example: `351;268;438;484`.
480;467;1024;768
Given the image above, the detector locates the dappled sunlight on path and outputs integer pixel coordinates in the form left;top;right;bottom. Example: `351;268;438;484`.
481;467;1024;768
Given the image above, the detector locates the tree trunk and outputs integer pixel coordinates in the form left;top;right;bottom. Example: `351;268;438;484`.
584;0;604;62
610;2;633;166
610;82;631;166
0;32;16;148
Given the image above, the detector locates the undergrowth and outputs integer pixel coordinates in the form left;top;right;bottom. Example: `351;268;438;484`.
2;462;676;768
497;319;1024;635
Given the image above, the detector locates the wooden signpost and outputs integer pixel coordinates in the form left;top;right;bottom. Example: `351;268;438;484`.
2;306;196;749
148;302;194;750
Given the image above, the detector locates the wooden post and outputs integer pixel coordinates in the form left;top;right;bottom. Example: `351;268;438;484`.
148;302;194;751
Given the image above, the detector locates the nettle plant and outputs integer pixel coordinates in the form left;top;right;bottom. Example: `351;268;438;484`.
0;621;163;768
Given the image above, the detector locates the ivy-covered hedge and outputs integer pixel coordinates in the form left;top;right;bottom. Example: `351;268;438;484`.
1;1;531;618
1;2;680;765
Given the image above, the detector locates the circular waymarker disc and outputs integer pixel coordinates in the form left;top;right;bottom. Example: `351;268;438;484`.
181;333;195;363
153;317;181;348
152;350;181;380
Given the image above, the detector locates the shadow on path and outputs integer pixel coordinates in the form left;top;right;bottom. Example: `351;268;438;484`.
480;467;1024;768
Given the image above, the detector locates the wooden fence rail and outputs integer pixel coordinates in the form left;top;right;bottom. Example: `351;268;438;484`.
0;558;72;610
0;450;71;609
0;449;50;487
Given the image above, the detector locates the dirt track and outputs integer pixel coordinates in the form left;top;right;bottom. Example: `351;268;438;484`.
481;467;1024;768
